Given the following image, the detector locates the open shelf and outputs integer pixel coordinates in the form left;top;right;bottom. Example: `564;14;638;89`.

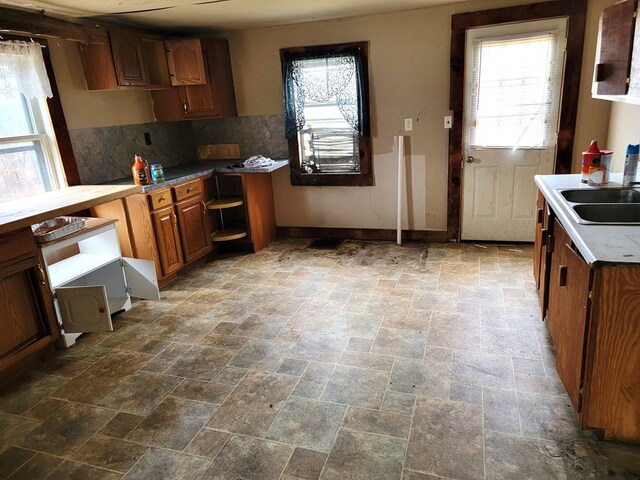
48;253;120;288
212;227;248;242
207;196;244;209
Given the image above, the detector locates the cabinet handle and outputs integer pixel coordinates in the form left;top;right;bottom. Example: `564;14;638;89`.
558;265;568;287
182;101;187;113
37;264;47;285
536;208;543;224
202;200;207;214
541;228;548;246
172;212;178;225
159;196;166;202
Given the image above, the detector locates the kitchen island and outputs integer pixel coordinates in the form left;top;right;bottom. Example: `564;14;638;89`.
0;185;143;382
534;174;640;443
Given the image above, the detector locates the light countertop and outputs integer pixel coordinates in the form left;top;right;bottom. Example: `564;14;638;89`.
535;173;640;266
105;159;290;192
0;185;141;235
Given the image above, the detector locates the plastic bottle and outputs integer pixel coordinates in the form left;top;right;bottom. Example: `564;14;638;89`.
131;154;150;186
623;144;639;186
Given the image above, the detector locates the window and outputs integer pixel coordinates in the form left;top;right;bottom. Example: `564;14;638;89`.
281;42;373;186
468;30;560;149
0;40;65;202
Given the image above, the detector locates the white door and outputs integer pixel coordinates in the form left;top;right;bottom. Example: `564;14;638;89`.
461;18;567;241
55;285;113;333
123;257;161;301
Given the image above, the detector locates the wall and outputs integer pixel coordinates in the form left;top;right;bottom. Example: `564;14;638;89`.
227;0;611;231
607;102;640;174
44;0;613;229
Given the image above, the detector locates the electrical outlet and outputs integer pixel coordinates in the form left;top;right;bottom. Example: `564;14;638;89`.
404;118;413;131
144;132;152;145
444;116;453;129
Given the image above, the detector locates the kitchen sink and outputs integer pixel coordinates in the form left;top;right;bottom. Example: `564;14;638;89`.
560;188;640;203
573;204;640;224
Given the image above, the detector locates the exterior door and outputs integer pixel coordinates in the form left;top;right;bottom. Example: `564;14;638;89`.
461;18;567;241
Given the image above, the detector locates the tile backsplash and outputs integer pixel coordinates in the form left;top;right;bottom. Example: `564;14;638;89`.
69;115;288;184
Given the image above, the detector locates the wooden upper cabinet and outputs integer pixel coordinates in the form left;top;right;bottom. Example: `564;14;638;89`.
151;38;237;121
110;31;149;87
165;39;206;86
594;0;638;96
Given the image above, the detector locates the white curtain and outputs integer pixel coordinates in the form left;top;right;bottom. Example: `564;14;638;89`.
0;41;52;99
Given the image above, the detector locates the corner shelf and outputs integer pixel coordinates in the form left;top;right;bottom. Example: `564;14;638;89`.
212;227;248;242
207;196;244;209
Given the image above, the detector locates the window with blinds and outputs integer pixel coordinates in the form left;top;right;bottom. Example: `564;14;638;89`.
468;30;560;149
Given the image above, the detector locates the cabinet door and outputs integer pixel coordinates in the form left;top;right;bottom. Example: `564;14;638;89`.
0;259;48;359
547;219;593;411
533;191;553;315
176;195;211;263
110;32;149;87
55;285;113;333
123;257;160;301
595;0;637;95
151;206;184;277
165;39;206;86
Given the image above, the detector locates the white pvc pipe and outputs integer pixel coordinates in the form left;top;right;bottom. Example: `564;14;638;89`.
396;135;404;245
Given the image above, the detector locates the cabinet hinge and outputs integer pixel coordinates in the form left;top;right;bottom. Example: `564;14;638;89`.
52;292;57;300
546;235;554;253
125;286;132;295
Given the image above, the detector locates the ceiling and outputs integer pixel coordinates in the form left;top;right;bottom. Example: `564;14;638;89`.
1;0;468;31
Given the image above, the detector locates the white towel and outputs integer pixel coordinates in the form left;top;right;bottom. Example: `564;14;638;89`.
244;155;274;168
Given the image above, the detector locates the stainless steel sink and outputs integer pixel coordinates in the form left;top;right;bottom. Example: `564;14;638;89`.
561;188;640;203
573;204;640;224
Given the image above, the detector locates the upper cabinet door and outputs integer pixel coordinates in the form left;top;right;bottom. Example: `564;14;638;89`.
595;0;637;95
110;32;150;87
55;285;113;333
122;257;161;301
165;39;206;86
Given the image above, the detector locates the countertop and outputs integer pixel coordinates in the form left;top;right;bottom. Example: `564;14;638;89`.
535;173;640;266
0;185;141;235
105;159;290;192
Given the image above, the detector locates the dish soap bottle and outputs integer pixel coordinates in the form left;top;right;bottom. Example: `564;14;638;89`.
131;154;150;186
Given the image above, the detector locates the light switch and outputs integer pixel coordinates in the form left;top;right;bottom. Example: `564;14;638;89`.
404;118;413;131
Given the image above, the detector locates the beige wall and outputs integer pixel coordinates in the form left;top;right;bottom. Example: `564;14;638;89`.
607;102;640;174
228;0;611;231
572;0;612;173
48;39;156;129
46;0;615;231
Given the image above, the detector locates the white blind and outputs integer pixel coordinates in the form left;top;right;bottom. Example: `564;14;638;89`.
469;30;559;148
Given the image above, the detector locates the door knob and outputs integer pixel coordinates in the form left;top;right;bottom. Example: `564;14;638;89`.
466;156;475;163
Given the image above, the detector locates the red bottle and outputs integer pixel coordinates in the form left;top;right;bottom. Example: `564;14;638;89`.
131;154;150;186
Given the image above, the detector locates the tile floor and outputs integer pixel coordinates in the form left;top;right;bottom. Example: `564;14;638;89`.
1;239;640;479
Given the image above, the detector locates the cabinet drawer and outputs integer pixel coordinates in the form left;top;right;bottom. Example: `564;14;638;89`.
148;189;173;211
0;229;37;266
173;179;202;201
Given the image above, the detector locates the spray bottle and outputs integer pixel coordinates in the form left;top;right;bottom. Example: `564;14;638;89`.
623;144;639;186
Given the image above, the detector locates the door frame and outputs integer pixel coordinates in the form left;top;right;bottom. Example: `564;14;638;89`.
447;0;588;241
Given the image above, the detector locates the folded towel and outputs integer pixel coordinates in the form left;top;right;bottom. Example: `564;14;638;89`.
244;155;274;168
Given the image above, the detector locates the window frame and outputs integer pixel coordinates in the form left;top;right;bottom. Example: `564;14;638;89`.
280;42;373;187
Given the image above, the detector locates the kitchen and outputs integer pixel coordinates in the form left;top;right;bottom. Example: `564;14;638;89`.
1;0;640;478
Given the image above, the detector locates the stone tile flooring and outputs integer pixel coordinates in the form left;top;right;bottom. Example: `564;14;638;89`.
1;239;640;479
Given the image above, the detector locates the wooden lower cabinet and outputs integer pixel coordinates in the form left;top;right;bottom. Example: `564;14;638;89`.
0;229;58;382
533;190;554;316
547;219;592;411
542;218;640;442
175;195;210;262
151;205;184;276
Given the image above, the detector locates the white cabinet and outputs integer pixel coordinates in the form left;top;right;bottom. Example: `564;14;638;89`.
39;218;160;347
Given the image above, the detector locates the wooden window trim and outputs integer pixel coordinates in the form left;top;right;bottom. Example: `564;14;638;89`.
280;42;373;187
447;0;587;241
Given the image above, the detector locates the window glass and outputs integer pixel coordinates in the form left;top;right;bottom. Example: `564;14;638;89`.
469;31;559;148
281;42;372;186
